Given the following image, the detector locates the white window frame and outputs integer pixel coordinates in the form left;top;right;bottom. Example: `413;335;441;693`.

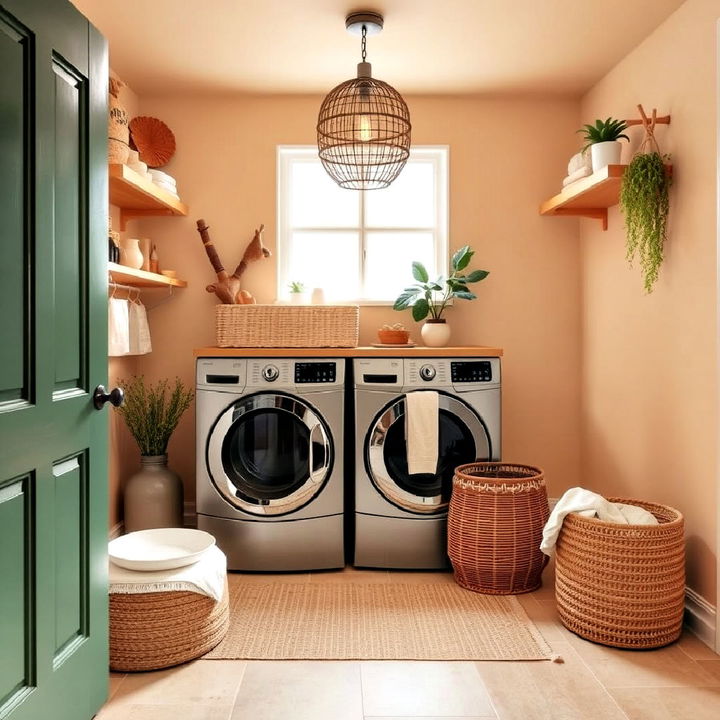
276;145;449;305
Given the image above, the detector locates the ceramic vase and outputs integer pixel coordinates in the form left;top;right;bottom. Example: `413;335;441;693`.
118;237;144;269
590;141;622;172
421;319;451;347
124;454;183;532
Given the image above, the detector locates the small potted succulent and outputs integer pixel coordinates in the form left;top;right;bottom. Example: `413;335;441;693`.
578;117;630;171
393;246;489;347
115;376;194;532
288;280;307;305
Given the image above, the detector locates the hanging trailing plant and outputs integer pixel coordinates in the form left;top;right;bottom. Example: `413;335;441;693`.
619;108;672;293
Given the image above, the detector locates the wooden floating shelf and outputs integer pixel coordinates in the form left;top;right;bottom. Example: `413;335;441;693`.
108;262;187;288
539;164;672;231
109;163;188;230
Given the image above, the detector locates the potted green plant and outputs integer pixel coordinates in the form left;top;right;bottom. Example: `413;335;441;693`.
578;117;630;171
115;376;194;532
288;280;307;305
393;246;489;347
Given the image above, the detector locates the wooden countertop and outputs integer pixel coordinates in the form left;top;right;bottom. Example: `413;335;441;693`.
194;346;503;358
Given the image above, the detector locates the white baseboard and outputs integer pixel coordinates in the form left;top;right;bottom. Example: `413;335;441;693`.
684;587;717;649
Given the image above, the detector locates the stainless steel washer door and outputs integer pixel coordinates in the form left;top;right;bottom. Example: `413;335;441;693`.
207;392;332;516
365;392;490;515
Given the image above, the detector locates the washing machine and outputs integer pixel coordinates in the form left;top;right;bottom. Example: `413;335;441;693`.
196;356;345;571
354;356;501;569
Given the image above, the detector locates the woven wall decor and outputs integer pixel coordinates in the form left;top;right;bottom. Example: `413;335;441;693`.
129;116;176;168
317;12;411;190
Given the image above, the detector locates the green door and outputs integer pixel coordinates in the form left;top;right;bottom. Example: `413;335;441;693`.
0;0;109;718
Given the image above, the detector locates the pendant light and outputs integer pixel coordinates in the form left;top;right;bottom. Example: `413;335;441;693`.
317;12;411;190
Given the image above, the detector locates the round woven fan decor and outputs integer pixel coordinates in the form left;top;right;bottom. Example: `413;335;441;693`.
129;115;176;168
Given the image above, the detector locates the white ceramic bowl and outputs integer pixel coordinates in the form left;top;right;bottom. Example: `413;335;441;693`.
149;169;176;186
109;528;216;572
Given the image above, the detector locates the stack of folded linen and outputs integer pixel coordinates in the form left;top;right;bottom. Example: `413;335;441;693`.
561;151;593;189
148;169;179;198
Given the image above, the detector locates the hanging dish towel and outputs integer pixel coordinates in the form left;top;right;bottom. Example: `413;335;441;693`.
109;545;226;602
406;391;439;475
128;300;152;355
108;298;129;356
541;487;658;556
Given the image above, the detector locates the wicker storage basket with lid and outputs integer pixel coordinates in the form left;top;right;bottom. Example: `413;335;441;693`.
448;462;549;594
555;498;684;649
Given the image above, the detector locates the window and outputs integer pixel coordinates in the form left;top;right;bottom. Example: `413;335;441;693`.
277;146;448;304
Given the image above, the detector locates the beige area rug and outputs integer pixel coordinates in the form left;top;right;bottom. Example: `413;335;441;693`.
204;581;553;661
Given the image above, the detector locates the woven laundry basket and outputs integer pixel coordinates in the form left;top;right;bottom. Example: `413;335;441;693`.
448;463;549;594
109;578;229;672
555;498;685;649
215;304;359;347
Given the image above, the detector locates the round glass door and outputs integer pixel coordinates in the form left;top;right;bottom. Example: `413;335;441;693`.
365;392;490;515
207;392;332;516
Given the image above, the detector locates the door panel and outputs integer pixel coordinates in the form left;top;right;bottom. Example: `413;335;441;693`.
0;1;108;719
52;58;86;393
0;11;32;406
0;475;34;710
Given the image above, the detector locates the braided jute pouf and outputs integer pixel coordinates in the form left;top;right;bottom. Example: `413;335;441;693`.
110;578;229;672
555;498;685;649
448;463;550;595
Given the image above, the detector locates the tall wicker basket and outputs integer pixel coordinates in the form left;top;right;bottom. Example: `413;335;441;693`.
448;463;550;595
555;498;685;649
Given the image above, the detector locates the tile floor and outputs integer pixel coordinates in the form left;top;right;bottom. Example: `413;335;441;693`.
100;562;720;720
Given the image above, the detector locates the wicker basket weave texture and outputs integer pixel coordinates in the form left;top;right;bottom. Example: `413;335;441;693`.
109;580;229;672
215;304;359;348
448;463;550;595
555;498;685;649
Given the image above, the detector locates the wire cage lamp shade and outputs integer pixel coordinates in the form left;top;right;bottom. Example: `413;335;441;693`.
317;14;411;190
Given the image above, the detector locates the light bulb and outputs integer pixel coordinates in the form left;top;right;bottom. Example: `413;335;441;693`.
358;114;372;142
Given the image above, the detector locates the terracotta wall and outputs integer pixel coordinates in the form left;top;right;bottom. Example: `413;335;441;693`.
129;93;581;512
579;0;718;602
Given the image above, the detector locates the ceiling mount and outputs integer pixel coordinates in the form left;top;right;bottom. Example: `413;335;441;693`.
345;11;384;36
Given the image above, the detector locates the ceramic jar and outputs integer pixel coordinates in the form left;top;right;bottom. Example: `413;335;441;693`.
124;454;183;532
118;237;144;269
421;319;451;347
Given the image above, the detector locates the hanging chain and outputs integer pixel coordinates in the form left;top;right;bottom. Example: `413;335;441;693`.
361;25;367;61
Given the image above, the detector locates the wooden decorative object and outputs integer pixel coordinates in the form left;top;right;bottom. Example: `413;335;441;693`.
196;219;271;304
129;116;176;168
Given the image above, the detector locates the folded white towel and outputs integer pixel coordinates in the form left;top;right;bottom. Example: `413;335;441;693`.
567;151;593;175
562;166;592;187
406;391;439;475
128;300;152;355
109;544;226;602
540;487;658;556
108;298;129;356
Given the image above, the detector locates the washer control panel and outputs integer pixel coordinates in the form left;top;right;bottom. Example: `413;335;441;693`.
295;362;337;384
261;364;280;382
451;360;492;383
419;364;436;381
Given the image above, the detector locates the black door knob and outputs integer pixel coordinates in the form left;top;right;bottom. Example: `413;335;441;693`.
93;385;124;410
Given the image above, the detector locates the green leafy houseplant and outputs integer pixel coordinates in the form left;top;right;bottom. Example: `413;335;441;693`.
393;246;489;321
288;281;305;293
115;376;194;456
620;151;671;293
577;117;630;153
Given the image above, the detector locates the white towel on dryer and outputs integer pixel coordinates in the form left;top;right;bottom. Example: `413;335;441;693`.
406;391;439;475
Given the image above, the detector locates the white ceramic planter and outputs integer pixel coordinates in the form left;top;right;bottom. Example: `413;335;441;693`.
421;320;451;347
590;141;622;172
290;293;308;305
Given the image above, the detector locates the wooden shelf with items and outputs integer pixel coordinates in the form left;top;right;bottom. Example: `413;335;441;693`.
108;262;187;289
109;163;188;230
539;163;672;231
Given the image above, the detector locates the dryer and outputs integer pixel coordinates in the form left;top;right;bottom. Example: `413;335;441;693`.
196;357;344;571
354;356;501;569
